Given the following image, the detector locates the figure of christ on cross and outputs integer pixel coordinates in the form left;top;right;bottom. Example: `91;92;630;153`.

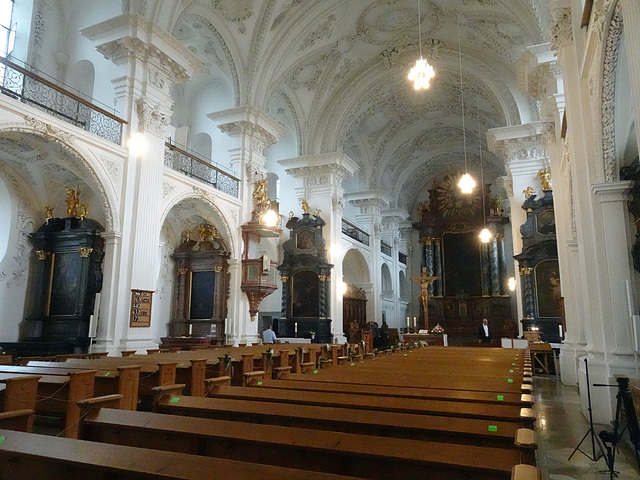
410;268;438;331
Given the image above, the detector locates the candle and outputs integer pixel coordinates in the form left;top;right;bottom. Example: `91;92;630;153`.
295;322;298;336
413;317;417;328
188;323;193;335
559;324;563;338
406;317;410;327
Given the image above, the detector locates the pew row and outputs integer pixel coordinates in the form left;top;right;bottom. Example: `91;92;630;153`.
78;407;534;480
154;392;536;455
0;429;359;480
205;385;536;427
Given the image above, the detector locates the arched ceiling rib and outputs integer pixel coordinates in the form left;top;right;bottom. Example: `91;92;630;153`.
164;0;548;213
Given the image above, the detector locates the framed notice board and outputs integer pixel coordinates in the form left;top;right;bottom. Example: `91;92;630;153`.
130;289;153;327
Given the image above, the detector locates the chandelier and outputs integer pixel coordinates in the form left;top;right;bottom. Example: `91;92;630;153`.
456;15;475;194
408;0;435;90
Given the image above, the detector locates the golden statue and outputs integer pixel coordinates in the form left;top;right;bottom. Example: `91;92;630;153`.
196;223;217;242
522;186;534;199
489;195;503;216
301;199;310;214
76;204;88;221
288;210;295;220
313;208;322;216
65;186;81;217
537;169;552;191
44;206;54;224
252;178;269;205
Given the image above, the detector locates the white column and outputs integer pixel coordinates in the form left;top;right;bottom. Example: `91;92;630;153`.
621;0;640;157
82;14;204;353
93;231;121;352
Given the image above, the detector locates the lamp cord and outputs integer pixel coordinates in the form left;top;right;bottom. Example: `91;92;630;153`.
418;0;422;59
457;15;468;174
478;97;486;226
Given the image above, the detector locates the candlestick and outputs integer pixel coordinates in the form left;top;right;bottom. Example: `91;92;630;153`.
413;317;417;328
406;316;410;327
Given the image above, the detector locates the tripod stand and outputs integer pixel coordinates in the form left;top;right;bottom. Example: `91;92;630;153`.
568;358;605;462
595;376;640;480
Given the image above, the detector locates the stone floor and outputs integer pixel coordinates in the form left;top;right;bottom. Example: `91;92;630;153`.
534;376;640;480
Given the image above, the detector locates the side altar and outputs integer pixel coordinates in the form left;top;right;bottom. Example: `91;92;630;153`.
277;202;333;343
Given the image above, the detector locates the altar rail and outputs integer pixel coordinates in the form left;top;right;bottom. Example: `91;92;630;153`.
0;56;126;145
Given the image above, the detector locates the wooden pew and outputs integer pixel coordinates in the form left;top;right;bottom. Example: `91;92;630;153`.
205;385;536;427
29;359;177;410
0;429;358;480
0;370;96;438
0;364;140;411
154;392;535;455
247;378;534;407
78;407;533;480
0;409;34;432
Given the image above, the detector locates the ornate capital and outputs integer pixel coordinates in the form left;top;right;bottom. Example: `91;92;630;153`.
218;121;277;155
549;5;573;50
136;97;170;136
78;247;94;258
519;267;533;275
178;267;189;276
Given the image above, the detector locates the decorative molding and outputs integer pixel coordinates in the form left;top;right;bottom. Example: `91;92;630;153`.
549;6;573;50
601;3;623;182
136;97;171;137
163;181;176;198
299;14;336;52
218;121;277;155
542;121;556;144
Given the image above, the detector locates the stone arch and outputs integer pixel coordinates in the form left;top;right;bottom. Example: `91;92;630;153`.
0;120;120;231
160;187;238;258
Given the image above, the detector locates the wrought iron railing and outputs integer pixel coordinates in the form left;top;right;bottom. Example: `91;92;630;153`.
0;56;126;145
164;141;240;197
342;218;370;246
381;241;392;257
398;252;407;265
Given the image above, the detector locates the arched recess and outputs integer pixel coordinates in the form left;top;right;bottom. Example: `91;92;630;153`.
342;247;373;336
156;191;238;343
188;132;213;162
381;262;392;298
399;270;408;299
66;60;95;101
0;127;118;344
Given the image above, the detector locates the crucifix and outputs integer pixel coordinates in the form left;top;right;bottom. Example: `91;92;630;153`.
410;268;438;331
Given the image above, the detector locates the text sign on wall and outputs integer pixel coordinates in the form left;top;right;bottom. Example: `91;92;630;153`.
130;289;153;327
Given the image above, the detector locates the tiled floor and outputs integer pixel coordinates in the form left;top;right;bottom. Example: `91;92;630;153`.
534;376;640;480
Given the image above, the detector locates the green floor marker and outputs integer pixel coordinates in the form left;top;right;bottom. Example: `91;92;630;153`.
180;363;184;367
257;381;263;386
508;378;513;383
104;372;110;376
170;397;180;403
0;436;5;444
488;426;498;432
509;369;514;373
497;395;504;401
351;363;355;366
314;370;318;374
512;362;516;366
404;354;408;356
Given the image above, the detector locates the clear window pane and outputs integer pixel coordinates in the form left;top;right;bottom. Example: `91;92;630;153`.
0;0;12;28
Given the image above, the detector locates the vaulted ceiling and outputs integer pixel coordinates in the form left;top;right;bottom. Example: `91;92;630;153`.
155;0;549;211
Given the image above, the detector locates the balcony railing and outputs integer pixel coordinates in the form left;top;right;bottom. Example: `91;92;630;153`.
342;218;370;246
0;56;126;145
164;141;240;197
398;252;407;265
381;240;392;257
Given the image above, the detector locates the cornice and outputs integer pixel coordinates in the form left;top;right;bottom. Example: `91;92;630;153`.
209;106;287;143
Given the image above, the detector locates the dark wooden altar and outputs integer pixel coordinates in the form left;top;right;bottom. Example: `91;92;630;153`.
514;189;563;343
170;225;230;345
25;216;105;353
278;210;333;343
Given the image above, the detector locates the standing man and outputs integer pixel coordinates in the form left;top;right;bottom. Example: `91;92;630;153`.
478;318;492;343
263;325;278;344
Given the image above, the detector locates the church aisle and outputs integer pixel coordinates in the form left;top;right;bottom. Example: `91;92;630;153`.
534;377;639;479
